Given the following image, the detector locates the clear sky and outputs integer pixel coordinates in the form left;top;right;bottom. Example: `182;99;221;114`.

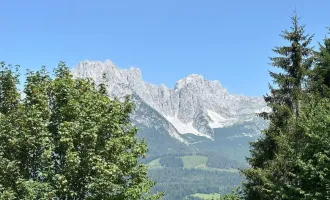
1;0;329;96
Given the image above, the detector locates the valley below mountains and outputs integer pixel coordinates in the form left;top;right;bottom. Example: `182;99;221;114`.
72;60;269;199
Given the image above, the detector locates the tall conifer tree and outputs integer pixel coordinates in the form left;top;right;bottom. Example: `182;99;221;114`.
242;13;314;199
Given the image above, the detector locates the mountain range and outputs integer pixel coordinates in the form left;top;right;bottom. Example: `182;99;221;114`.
71;60;269;199
72;60;268;140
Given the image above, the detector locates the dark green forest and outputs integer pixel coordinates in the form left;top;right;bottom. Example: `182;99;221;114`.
146;153;246;199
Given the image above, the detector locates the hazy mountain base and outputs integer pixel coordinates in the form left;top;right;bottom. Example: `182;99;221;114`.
137;118;267;199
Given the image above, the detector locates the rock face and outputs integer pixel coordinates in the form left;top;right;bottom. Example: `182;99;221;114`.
72;60;268;140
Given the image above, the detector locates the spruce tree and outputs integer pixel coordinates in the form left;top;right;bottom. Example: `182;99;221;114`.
267;13;314;118
242;13;314;199
309;29;330;97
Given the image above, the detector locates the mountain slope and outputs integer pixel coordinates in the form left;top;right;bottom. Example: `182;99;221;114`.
131;93;196;161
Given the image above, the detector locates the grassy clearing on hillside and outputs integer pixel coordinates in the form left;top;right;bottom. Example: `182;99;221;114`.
182;155;208;168
190;193;221;199
148;155;239;173
195;163;239;173
147;158;162;169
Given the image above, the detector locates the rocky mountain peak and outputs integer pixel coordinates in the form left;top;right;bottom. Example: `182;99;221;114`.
73;60;142;83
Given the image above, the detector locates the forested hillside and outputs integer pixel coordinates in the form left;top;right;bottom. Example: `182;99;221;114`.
147;154;244;200
140;121;260;199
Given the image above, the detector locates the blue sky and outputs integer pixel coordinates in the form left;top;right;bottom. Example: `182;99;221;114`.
1;0;329;96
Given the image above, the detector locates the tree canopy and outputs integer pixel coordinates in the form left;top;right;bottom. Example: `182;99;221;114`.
0;61;162;199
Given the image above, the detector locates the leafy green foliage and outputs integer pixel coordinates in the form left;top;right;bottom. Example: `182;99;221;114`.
0;62;162;199
241;95;330;199
267;96;330;199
